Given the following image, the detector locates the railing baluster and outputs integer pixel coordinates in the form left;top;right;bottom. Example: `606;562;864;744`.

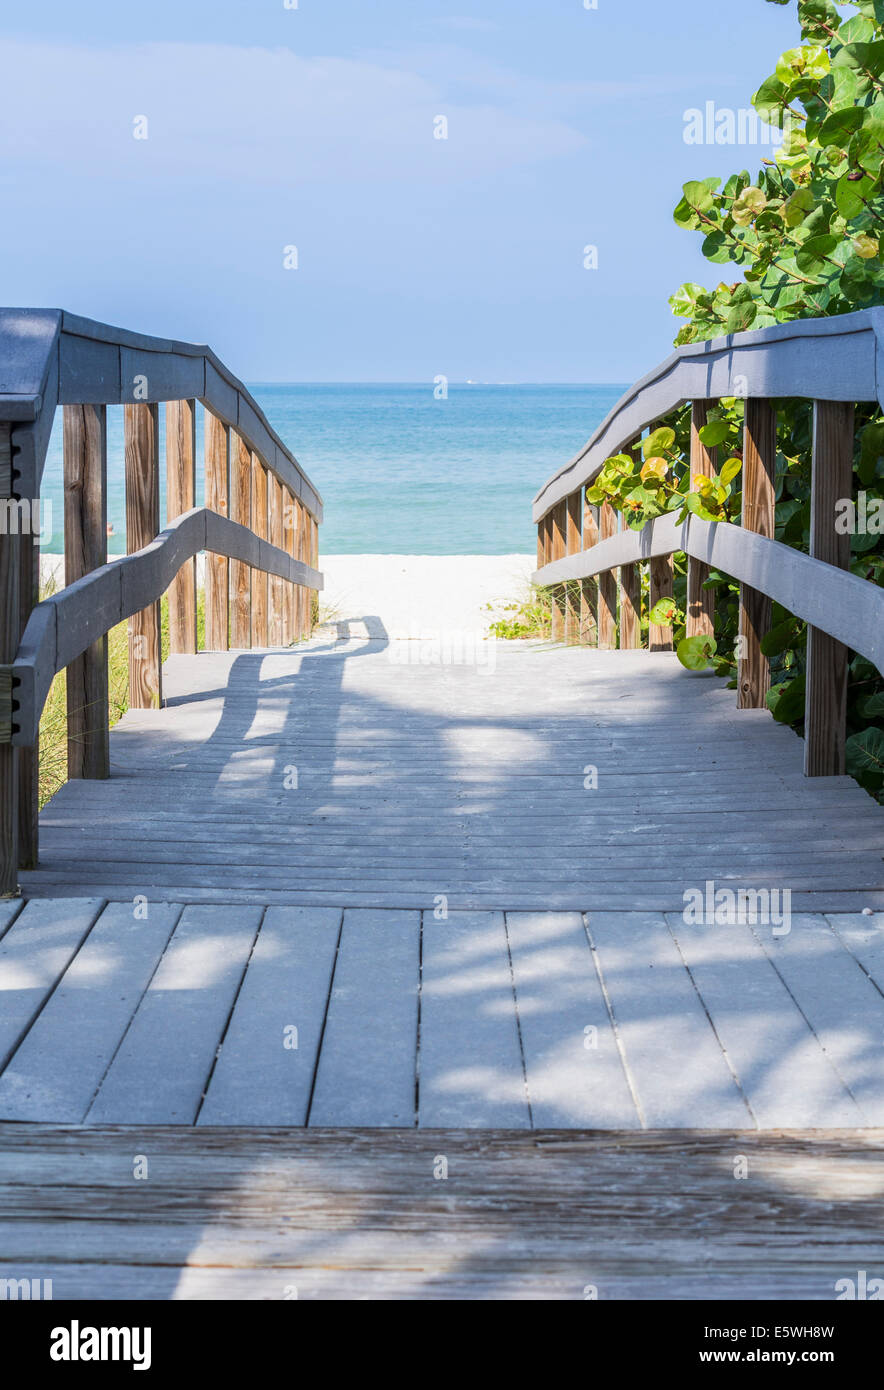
550;501;567;641
283;489;297;644
648;555;674;651
565;490;582;643
618;440;642;649
310;514;318;633
0;421;20;894
598;501;617;650
268;475;284;646
687;401;717;640
229;430;252;650
64;404;109;779
738;399;777;708
581;492;599;647
204;410;230;652
124;403;162;708
250;453;269;647
805;401;854;775
165;400;198;654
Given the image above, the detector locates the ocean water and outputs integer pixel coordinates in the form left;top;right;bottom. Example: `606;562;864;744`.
39;383;626;556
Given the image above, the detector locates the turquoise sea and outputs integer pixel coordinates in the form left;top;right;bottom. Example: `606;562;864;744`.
39;383;626;556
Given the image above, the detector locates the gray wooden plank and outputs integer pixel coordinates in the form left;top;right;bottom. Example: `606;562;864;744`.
826;912;884;993
308;909;419;1127
586;911;753;1127
0;902;182;1122
505;911;639;1128
0;899;23;941
86;905;263;1124
666;913;864;1127
198;907;342;1126
418;911;529;1128
0;899;104;1071
750;913;884;1125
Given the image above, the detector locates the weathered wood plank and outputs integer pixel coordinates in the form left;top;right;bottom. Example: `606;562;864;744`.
805;401;854;776
686;400;716;640
738;398;777;709
648;553;674;651
204;410;230;651
549;501;567;641
250;454;269;647
165;399;198;655
0;902;181;1121
598;502;617;650
506;911;638;1127
564;491;582;643
419;910;529;1128
268;473;284;646
580;494;599;645
63;403;109;780
87;905;262;1124
229;430;252;650
308;908;419;1127
124;403;162;709
198;907;342;1126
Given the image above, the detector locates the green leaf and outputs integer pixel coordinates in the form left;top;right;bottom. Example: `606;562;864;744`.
845;727;884;786
643;427;676;459
795;234;839;273
767;673;807;724
676;634;717;671
859;422;884;486
648;597;679;626
818;106;865;146
719;456;743;487
698;420;731;448
860;693;884;720
760;618;798;657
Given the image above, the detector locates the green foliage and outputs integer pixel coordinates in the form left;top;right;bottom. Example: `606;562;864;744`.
486;586;553;640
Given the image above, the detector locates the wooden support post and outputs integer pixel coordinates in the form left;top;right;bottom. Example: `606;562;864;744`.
165;400;198;654
618;441;641;649
648;555;675;652
565;490;582;643
283;489;297;643
598;501;618;650
805;401;854;776
738;398;777;709
229;431;252;650
550;501;567;641
204;411;229;652
0;422;20;895
124;403;162;709
310;515;318;632
250;453;269;647
17;526;39;868
687;401;717;639
268;475;284;646
64;403;109;780
581;496;599;647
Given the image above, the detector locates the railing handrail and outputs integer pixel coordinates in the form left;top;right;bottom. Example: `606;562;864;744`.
533;509;884;678
533;308;884;524
0;307;323;520
9;507;324;747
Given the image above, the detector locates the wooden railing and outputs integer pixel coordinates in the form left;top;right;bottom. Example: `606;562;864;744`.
533;309;884;779
0;309;324;895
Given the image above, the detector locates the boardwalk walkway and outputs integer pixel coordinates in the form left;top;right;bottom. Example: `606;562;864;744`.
1;636;882;1128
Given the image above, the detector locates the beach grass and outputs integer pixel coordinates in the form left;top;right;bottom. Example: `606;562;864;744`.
485;584;552;640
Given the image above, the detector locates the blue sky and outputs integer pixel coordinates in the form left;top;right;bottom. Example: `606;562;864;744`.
1;0;800;381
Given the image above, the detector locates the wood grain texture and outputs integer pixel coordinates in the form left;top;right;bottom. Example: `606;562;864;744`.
739;399;777;709
17;529;39;869
229;431;252;650
564;491;582;643
165;400;198;655
282;489;296;645
618;440;642;650
0;508;19;894
297;498;309;639
649;554;674;652
268;474;284;646
598;502;618;650
2;1125;884;1300
204;410;230;652
805;402;854;776
687;401;717;640
580;497;599;646
251;455;269;647
63;404;109;780
550;502;567;642
123;403;162;710
0;423;11;499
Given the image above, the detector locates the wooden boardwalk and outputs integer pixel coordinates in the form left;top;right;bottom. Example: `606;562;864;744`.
2;637;882;1129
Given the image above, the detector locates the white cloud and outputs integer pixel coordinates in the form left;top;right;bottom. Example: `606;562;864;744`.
0;38;588;187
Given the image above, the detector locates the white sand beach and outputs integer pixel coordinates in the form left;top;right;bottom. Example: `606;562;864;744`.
40;553;537;640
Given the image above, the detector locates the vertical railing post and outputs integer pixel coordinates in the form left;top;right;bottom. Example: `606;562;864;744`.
165;400;198;654
250;453;269;647
687;401;717;639
18;504;39;869
124;403;162;708
581;494;599;646
283;489;298;643
805;401;854;776
0;422;20;895
565;490;582;643
550;502;567;641
204;410;230;652
648;554;675;652
738;398;777;708
598;501;618;650
268;474;284;646
229;430;252;650
618;440;641;649
310;514;319;633
64;403;109;779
